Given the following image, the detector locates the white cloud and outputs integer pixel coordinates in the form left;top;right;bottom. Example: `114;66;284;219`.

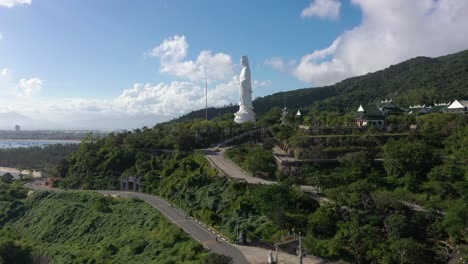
0;33;3;40
115;81;205;116
114;76;270;116
149;35;234;82
0;0;31;8
16;77;42;97
265;57;285;70
1;68;44;98
253;80;272;88
301;0;341;20
149;35;187;61
1;68;9;77
0;76;272;129
0;35;269;129
0;68;13;95
265;57;297;72
294;0;468;86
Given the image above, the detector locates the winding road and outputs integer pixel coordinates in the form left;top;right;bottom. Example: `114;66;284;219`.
203;147;440;214
204;148;329;203
25;181;249;264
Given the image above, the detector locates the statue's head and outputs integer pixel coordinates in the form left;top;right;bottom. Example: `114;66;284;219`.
241;56;249;67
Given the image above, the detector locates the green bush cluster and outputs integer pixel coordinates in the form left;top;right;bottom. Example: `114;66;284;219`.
225;145;277;179
143;153;318;244
0;144;78;173
0;182;228;264
294;114;467;262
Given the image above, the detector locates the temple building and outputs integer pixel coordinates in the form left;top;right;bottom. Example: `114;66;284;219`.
445;99;468;114
355;104;385;127
430;102;450;113
120;176;143;192
407;104;431;115
377;99;406;116
354;99;466;128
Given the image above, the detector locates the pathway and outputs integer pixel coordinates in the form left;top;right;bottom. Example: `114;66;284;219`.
25;181;249;264
203;148;329;203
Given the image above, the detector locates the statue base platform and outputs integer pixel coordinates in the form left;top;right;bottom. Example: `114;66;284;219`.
234;107;256;124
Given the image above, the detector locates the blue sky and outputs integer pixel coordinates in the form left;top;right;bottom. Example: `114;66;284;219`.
0;0;467;129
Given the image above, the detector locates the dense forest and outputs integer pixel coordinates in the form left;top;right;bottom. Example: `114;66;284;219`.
52;110;467;263
49;48;468;261
176;49;468;122
0;181;229;264
3;49;467;263
0;144;78;172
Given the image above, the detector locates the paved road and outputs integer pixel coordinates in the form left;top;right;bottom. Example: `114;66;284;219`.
25;180;57;191
205;148;445;215
204;148;273;185
25;181;249;264
204;148;329;203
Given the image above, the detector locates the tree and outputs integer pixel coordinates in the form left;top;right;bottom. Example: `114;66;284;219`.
1;173;14;183
338;220;378;264
275;125;296;141
0;238;31;264
337;151;373;183
258;107;282;127
388;238;430;264
307;206;338;238
384;214;409;240
444;126;468;163
440;199;467;243
203;253;233;264
383;139;435;190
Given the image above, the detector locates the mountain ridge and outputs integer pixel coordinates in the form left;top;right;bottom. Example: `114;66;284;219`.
176;49;468;122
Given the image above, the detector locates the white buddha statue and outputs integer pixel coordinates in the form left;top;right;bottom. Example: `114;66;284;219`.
234;56;256;123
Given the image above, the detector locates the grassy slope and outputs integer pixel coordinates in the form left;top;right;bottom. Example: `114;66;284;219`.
6;191;214;264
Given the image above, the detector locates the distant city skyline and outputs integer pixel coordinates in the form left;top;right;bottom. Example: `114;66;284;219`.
1;0;468;129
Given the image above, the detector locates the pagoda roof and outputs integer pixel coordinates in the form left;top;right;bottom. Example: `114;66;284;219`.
378;101;398;108
407;107;430;115
430;104;448;113
355;104;385;119
448;100;468;109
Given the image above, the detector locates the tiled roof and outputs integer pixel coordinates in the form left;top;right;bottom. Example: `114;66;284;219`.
430;105;448;113
377;101;406;115
364;104;384;115
356;104;385;119
407;107;431;115
378;101;397;108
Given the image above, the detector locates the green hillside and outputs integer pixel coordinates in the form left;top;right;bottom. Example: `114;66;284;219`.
0;183;227;264
177;49;468;121
16;49;467;264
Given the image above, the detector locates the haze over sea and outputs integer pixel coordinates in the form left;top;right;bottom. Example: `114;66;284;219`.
0;139;80;149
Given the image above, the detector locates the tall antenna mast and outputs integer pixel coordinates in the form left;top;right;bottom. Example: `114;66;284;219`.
205;71;208;121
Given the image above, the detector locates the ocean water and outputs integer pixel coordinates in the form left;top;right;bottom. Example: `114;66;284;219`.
0;139;80;149
0;168;41;179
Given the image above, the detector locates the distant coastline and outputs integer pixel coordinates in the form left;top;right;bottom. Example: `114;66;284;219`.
0;166;42;179
0;139;80;149
0;130;111;141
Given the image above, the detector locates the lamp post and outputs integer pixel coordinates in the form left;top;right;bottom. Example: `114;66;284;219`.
298;232;303;264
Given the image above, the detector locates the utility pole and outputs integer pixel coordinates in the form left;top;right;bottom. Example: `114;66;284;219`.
236;221;239;244
298;232;303;264
275;243;278;264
